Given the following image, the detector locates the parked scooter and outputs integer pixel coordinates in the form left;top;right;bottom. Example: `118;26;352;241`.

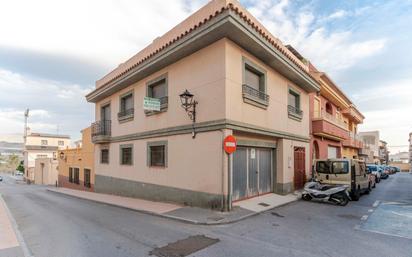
302;181;350;206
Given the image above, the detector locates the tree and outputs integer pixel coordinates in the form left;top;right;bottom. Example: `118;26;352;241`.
16;160;24;173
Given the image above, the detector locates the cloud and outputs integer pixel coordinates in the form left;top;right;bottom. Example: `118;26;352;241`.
0;0;207;70
326;10;348;20
245;0;387;72
0;68;93;138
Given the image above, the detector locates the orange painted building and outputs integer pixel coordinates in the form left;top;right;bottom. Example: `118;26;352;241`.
58;127;94;191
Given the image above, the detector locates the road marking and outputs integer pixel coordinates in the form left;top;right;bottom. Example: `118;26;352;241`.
373;200;380;208
391;211;412;219
0;194;34;257
368;209;374;213
361;215;368;221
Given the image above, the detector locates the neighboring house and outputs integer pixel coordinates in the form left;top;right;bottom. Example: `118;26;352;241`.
379;140;389;164
23;130;70;182
286;46;364;161
58;127;94;191
389;151;409;163
358;131;380;164
85;0;320;210
34;158;58;185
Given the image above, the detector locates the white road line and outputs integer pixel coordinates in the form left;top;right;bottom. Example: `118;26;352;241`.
361;215;368;221
368;209;374;213
373;200;380;208
0;194;34;257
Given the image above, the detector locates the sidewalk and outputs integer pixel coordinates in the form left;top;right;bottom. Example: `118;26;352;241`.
47;187;298;225
0;195;30;257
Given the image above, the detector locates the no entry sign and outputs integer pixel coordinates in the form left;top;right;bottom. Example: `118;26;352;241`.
223;135;237;154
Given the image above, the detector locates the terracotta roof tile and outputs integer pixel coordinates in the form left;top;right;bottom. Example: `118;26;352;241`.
96;0;314;89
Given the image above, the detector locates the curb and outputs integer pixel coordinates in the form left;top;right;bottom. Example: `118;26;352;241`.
46;189;297;226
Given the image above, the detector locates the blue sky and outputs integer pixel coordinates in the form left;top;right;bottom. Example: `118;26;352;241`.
0;0;411;153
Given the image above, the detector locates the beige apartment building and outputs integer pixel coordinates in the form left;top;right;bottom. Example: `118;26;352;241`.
23;130;70;182
86;0;319;210
359;131;380;164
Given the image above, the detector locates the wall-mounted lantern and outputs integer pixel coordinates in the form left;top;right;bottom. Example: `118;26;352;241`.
179;89;198;138
59;151;65;160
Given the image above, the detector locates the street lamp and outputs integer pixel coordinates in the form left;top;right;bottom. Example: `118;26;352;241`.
179;89;198;138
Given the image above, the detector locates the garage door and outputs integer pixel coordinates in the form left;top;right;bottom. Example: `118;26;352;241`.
232;147;273;201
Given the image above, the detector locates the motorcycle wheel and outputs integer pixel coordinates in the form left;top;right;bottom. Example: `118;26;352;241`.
302;194;312;201
331;193;349;206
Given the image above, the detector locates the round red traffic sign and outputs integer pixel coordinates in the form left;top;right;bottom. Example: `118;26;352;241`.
223;135;237;154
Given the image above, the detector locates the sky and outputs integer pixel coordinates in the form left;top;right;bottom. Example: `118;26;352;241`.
0;0;411;153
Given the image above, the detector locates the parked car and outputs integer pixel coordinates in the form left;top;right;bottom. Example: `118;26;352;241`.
393;167;401;173
378;166;389;179
366;164;381;183
313;159;370;201
0;176;3;182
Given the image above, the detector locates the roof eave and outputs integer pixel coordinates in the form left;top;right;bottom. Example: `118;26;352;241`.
86;11;319;103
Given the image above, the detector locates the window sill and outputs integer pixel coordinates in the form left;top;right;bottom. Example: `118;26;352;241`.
288;111;303;121
118;114;134;123
120;163;133;166
242;95;268;109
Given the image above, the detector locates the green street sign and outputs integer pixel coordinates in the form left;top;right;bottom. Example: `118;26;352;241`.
143;97;161;111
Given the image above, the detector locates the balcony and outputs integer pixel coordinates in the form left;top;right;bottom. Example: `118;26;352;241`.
242;84;269;109
312;110;349;141
91;120;111;143
342;132;363;149
118;108;134;122
288;105;303;121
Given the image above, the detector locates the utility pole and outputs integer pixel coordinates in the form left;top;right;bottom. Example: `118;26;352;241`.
24;108;29;144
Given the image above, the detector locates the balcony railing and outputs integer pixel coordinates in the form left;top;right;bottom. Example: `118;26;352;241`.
313;110;348;130
118;108;134;119
91;120;111;138
242;84;269;106
343;132;363;149
288;105;303;117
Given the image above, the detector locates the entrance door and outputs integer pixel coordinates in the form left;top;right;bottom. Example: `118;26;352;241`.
294;147;306;190
232;147;273;201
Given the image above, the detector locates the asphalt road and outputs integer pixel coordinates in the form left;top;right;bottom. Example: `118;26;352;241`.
0;172;411;257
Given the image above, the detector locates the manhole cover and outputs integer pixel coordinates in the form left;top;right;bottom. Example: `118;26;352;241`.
150;235;219;257
258;202;270;207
